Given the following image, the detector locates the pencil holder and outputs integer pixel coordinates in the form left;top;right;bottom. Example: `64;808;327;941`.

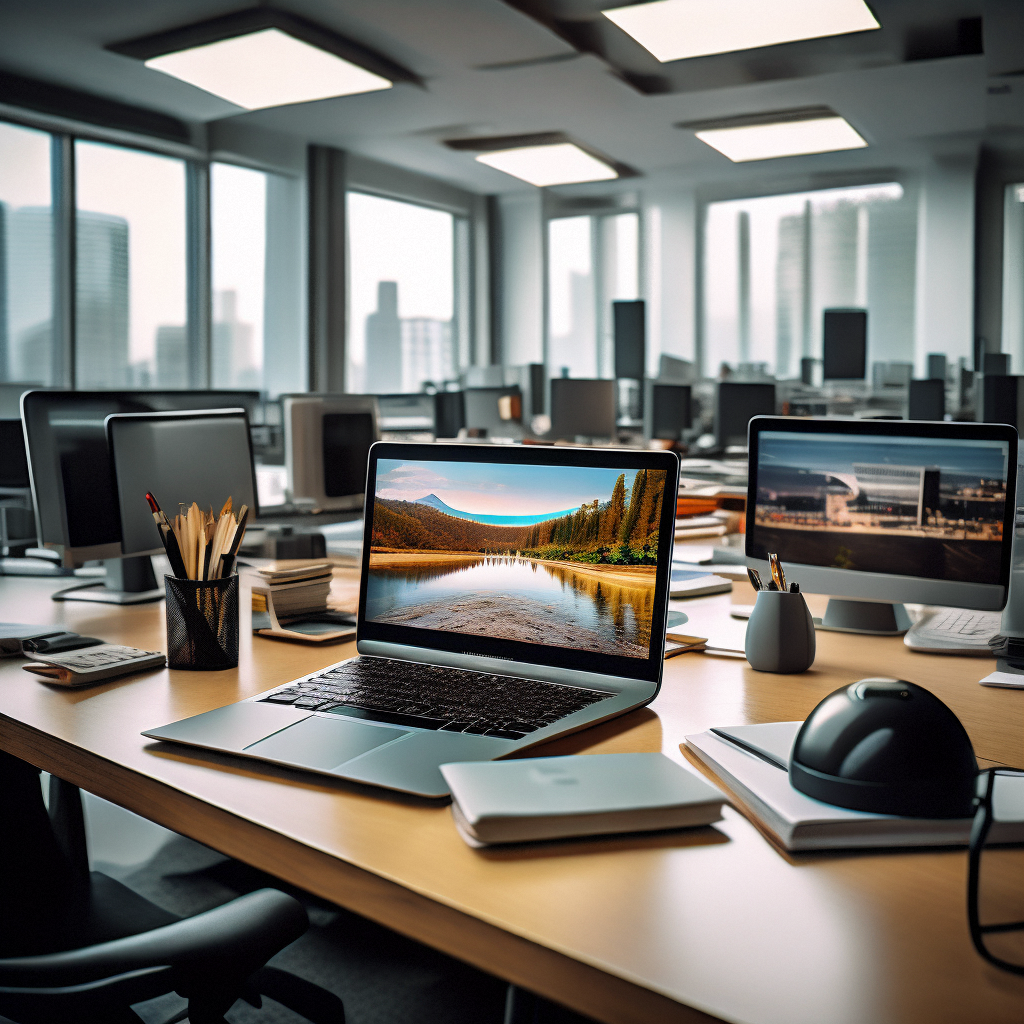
744;589;816;674
165;575;239;671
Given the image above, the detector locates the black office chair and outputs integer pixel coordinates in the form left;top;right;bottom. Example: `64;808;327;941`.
0;751;345;1024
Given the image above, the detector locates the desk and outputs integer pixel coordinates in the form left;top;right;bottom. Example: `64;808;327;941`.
1;572;1023;1024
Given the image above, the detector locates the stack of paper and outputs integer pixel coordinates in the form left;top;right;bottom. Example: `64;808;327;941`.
252;564;333;619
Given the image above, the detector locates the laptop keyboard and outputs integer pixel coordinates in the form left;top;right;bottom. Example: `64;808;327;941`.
260;656;614;740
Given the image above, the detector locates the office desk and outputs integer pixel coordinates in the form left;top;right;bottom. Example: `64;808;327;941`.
1;573;1023;1024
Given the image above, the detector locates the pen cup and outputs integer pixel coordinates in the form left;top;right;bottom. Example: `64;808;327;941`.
165;574;239;671
744;588;816;674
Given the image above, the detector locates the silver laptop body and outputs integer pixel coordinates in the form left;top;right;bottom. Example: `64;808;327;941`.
144;442;680;797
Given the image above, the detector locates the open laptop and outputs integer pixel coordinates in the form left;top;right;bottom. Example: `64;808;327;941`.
144;442;679;797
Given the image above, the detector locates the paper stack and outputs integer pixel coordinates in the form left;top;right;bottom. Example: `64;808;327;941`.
251;564;333;619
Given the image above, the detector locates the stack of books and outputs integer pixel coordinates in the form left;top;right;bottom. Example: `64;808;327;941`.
251;564;355;644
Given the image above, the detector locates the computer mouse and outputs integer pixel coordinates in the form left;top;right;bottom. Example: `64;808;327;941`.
789;678;977;819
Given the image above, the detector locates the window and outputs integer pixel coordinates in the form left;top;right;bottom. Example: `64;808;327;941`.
702;183;915;378
211;163;305;395
346;192;458;394
1003;183;1024;372
0;121;56;384
75;141;187;389
547;211;640;379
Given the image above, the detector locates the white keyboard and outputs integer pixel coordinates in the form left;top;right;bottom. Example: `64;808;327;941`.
904;608;1002;655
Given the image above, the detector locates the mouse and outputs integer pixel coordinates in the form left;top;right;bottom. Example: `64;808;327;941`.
789;678;978;819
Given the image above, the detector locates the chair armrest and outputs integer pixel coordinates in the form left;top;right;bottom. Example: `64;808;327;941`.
0;888;306;989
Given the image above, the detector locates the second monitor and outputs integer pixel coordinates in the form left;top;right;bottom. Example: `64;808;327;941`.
548;378;617;442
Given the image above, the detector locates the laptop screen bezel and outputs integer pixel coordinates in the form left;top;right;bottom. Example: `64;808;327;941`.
357;441;679;684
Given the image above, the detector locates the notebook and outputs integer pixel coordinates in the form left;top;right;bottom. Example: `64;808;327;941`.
144;442;680;797
441;753;725;846
684;722;1024;851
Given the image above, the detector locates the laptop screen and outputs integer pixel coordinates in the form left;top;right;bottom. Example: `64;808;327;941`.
358;443;679;683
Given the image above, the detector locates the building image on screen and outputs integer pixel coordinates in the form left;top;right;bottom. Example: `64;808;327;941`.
365;460;667;658
752;432;1009;584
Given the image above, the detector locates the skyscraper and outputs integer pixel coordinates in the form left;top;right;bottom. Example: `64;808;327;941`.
401;317;454;391
364;280;401;393
75;210;129;388
155;324;188;388
212;288;257;388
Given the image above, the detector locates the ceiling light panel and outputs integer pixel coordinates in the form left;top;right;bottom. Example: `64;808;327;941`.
602;0;880;63
695;116;868;162
475;143;619;187
145;28;392;110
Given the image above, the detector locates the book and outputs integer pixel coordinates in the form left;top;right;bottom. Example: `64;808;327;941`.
441;753;725;847
669;569;733;598
683;722;1024;852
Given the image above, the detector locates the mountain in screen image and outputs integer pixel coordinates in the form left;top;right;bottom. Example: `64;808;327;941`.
412;493;577;527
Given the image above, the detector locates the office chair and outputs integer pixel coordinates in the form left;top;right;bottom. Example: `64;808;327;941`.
0;751;345;1024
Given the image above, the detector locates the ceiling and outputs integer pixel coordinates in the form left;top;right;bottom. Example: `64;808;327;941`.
1;0;1023;195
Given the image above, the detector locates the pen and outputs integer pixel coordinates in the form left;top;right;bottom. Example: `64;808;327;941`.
219;504;249;578
768;553;787;593
145;492;188;579
710;727;789;771
747;568;763;591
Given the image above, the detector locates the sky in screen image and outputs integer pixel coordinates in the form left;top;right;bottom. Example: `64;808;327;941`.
375;460;637;518
758;433;1009;481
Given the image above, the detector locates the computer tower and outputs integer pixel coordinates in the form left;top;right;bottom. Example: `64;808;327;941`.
822;309;867;380
613;300;645;381
908;379;945;421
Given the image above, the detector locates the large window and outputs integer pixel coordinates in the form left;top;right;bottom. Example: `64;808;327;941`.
75;141;187;389
346;192;458;394
702;183;915;378
211;163;305;395
547;211;639;379
0;121;56;384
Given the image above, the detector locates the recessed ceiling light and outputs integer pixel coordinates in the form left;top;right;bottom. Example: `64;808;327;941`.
679;109;868;161
475;143;620;187
145;28;391;109
602;0;880;63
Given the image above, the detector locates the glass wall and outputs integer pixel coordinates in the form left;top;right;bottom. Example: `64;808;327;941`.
346;192;457;394
0;121;56;384
75;140;187;388
702;182;915;378
547;211;640;379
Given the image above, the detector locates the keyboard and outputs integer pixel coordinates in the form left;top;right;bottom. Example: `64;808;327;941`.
904;608;1002;655
261;656;613;740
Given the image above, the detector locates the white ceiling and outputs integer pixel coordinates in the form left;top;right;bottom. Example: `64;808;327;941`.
0;0;1022;194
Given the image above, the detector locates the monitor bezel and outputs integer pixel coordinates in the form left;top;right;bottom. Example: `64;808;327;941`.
745;416;1018;609
357;441;679;684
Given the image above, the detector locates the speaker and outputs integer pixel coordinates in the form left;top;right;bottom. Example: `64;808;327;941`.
613;300;645;380
822;309;867;380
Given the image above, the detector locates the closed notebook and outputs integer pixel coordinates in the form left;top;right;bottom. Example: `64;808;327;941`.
440;753;725;847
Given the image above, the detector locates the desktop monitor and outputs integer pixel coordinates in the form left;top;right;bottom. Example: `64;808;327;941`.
107;410;257;559
548;378;617;441
715;382;776;448
20;390;261;599
746;416;1016;634
463;386;522;434
613;300;645;381
908;378;946;421
644;382;691;441
282;394;378;511
822;309;867;380
979;375;1022;428
0;419;30;490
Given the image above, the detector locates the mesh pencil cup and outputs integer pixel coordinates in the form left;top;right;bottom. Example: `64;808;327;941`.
165;575;239;670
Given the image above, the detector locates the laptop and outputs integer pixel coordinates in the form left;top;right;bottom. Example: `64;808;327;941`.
143;442;680;797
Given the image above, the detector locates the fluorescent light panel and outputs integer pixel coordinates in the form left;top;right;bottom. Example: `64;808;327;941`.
603;0;880;63
695;116;868;162
145;28;392;110
475;143;619;187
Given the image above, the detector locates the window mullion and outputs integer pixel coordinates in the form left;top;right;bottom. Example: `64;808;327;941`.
52;133;75;387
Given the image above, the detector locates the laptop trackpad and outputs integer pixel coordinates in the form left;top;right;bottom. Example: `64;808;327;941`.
244;716;407;771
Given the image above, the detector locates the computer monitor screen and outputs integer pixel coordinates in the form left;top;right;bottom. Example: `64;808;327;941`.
107;410;257;558
21;390;262;567
0;419;30;490
360;443;678;682
282;394;379;511
645;383;691;440
822;309;867;380
715;382;775;448
548;379;617;440
463;386;522;432
746;417;1016;612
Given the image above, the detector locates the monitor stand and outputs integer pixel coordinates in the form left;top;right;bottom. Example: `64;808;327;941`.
817;598;912;636
52;556;164;605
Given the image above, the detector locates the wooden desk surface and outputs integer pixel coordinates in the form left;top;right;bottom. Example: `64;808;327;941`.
1;571;1023;1024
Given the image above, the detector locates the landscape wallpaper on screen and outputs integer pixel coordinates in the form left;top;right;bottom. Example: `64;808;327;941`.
365;460;667;658
753;432;1009;584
